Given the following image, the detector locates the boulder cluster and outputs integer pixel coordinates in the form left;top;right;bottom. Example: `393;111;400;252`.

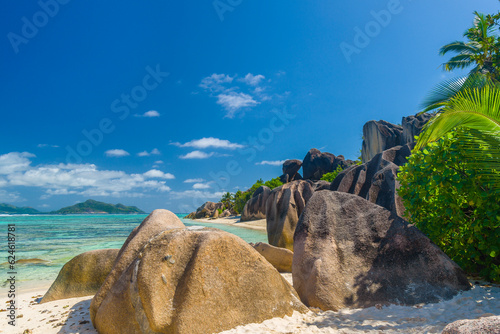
45;112;480;333
185;201;232;219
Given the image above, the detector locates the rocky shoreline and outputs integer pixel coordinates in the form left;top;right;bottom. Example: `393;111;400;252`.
12;113;500;334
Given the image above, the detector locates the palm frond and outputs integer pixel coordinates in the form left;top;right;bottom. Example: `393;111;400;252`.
456;129;500;189
439;41;480;56
420;74;493;112
417;85;500;150
443;54;475;71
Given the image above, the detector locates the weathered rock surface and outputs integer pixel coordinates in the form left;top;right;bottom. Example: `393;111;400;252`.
302;149;353;180
92;227;307;334
41;249;119;303
331;144;413;217
361;120;403;163
282;159;302;181
311;180;331;191
442;316;500;334
253;242;294;272
266;180;314;251
241;186;271;222
220;209;231;217
279;172;303;184
90;209;185;323
402;113;432;144
187;201;225;219
293;191;471;311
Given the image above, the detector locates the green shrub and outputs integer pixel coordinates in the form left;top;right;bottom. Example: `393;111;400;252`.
230;177;283;214
397;130;500;282
320;165;344;182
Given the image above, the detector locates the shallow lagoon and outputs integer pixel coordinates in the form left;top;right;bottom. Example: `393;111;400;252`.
0;214;267;288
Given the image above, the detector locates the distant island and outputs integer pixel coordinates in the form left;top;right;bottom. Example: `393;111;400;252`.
0;199;145;215
0;203;41;214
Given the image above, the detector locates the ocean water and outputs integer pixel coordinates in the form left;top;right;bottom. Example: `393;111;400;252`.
0;214;267;289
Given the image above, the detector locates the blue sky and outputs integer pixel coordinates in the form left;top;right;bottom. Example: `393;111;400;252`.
1;0;498;213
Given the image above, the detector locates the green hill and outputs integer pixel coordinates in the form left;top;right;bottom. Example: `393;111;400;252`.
0;203;41;214
51;199;145;214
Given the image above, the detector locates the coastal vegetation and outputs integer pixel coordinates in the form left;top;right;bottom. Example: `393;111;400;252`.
220;177;283;214
320;165;344;182
0;203;40;214
0;199;145;215
53;199;145;214
398;8;500;282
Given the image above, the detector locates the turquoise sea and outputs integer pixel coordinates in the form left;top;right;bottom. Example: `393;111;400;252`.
0;214;267;290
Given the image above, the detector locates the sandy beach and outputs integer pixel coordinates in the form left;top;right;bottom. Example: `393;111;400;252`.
4;276;499;334
4;218;499;334
189;216;267;232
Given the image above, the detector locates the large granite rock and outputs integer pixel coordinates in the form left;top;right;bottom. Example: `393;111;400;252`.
92;227;307;334
279;172;303;184
241;186;271;222
361;120;403;163
90;209;185;323
41;249;119;303
266;180;314;251
293;191;471;311
311;180;331;191
401;113;432;144
187;201;224;219
442;316;500;334
331;144;413;217
253;242;294;272
302;149;352;180
282;159;303;182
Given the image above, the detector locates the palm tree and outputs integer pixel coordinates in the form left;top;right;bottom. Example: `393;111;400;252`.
416;85;500;188
440;12;500;78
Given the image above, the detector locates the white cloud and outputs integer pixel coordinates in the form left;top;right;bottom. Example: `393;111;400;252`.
199;73;234;92
255;160;285;166
192;182;211;189
216;92;259;117
105;149;130;157
169;190;224;200
143;169;175;179
37;144;59;148
0;190;22;203
0;152;35;175
154;160;164;164
144;110;160;117
172;137;243;150
0;153;173;199
137;148;161;157
179;151;214;159
239;73;265;86
135;110;160;118
184;178;205;183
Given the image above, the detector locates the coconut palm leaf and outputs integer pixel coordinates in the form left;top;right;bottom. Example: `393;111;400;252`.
417;85;500;149
420;74;493;113
417;86;500;187
439;41;480;56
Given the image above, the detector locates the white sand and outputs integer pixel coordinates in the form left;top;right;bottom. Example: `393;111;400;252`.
221;279;500;334
189;216;267;231
4;278;499;334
